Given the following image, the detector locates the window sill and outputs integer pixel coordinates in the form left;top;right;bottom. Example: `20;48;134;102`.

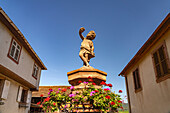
135;88;142;93
156;74;170;83
19;102;29;108
0;101;4;105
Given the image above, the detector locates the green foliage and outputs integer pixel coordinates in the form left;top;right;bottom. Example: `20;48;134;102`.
119;111;129;113
37;80;123;112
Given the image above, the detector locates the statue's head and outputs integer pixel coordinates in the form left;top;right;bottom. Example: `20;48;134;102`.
86;31;96;40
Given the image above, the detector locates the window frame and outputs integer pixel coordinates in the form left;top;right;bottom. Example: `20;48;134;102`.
132;67;142;93
32;63;39;80
152;41;170;83
7;38;22;64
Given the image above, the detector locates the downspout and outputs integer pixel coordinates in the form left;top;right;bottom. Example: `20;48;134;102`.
125;76;131;113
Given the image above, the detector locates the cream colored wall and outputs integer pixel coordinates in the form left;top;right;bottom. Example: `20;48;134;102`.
0;74;31;113
127;29;170;113
0;21;41;88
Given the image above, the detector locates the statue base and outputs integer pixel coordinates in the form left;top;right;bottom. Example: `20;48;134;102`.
67;66;107;112
67;66;107;89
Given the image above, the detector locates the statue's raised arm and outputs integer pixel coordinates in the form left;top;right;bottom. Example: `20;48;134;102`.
79;27;85;40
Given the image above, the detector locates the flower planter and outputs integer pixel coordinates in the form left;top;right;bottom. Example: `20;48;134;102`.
38;77;123;113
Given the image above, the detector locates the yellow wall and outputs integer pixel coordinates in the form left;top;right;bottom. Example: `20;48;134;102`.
0;74;31;113
0;21;41;88
126;29;170;113
0;20;41;113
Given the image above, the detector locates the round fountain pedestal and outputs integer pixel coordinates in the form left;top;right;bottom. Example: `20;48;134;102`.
67;66;107;89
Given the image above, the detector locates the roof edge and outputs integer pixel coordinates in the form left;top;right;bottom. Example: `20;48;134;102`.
119;13;170;77
0;8;47;70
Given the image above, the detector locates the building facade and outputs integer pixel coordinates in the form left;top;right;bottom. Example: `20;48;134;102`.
0;8;47;113
30;86;70;113
119;14;170;113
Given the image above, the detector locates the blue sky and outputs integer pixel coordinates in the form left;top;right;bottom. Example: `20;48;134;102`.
0;0;169;102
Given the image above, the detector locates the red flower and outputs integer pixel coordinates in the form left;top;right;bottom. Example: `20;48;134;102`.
44;97;50;102
111;101;115;105
100;81;106;85
53;103;56;106
121;106;124;109
118;100;122;103
49;88;53;92
37;101;41;105
104;88;110;91
94;90;99;93
119;90;123;93
40;94;43;97
89;79;93;82
67;87;70;89
107;83;112;87
88;76;92;79
62;88;67;92
78;81;82;83
92;83;96;85
105;95;111;99
104;88;108;91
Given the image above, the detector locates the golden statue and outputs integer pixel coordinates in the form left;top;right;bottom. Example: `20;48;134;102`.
79;27;96;67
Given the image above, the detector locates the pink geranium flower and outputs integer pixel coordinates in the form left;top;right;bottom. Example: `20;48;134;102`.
70;86;74;90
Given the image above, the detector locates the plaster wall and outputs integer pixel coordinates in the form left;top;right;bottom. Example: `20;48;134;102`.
0;73;31;113
0;21;41;88
127;29;170;113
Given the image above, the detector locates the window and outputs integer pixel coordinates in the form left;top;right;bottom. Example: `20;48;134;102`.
17;86;28;103
133;68;142;92
152;42;170;82
32;63;39;79
8;38;22;64
20;89;28;103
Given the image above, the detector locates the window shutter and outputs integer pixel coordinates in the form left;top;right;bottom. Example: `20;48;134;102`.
26;90;32;103
17;86;23;102
1;80;10;99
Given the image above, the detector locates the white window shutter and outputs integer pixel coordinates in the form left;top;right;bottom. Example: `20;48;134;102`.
1;80;10;99
17;86;23;102
26;90;32;103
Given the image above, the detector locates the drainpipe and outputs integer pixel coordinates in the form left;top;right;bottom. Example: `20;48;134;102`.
125;76;131;113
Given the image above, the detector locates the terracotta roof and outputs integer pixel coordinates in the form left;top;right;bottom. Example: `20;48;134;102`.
32;86;71;97
119;13;170;77
0;7;47;70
